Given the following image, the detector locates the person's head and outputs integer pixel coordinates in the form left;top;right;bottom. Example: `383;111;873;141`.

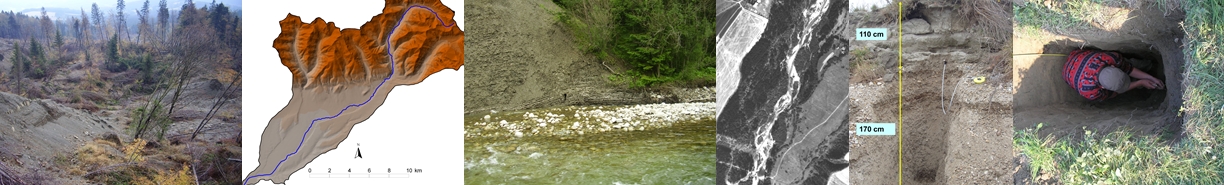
1099;66;1130;93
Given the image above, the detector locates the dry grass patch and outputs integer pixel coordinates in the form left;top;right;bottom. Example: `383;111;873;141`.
75;140;121;172
962;0;1012;41
850;48;878;82
133;163;194;185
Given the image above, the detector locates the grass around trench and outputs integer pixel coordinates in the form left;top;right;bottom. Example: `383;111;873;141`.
1015;123;1220;184
1014;0;1224;184
1013;0;1098;36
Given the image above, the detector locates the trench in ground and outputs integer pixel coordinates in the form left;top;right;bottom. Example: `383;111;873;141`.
1015;38;1183;139
870;63;960;184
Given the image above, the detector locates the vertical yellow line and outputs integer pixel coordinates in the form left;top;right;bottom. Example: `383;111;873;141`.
896;1;903;185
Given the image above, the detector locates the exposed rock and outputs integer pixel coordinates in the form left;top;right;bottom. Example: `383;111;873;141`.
0;91;115;183
170;109;207;122
64;70;87;83
102;133;122;145
902;19;932;34
208;79;224;91
921;8;962;33
465;102;715;138
72;101;99;113
144;140;161;149
669;87;716;103
79;91;106;103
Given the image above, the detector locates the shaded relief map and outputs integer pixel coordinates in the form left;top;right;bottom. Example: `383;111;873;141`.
243;0;463;184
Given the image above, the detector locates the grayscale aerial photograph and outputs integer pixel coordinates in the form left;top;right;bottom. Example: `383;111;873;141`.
716;0;850;184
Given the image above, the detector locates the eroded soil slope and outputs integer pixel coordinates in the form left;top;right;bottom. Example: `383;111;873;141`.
0;91;122;183
463;0;715;114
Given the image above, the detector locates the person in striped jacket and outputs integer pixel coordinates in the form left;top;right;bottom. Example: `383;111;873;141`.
1062;49;1165;101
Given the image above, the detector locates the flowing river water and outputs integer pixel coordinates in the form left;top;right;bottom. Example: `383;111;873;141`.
464;102;715;184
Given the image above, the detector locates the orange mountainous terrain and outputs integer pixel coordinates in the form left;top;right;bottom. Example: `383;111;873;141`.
273;0;463;89
247;0;462;184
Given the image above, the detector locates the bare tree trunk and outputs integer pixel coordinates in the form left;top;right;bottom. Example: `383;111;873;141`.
161;60;191;139
134;87;167;139
134;64;175;139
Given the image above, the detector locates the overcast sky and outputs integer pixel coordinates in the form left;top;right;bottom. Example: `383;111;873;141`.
850;0;889;11
0;0;240;16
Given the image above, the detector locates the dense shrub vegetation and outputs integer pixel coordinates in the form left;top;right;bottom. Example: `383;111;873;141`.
552;0;715;88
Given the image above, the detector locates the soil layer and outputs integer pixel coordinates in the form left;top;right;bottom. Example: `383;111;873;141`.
849;1;1014;184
